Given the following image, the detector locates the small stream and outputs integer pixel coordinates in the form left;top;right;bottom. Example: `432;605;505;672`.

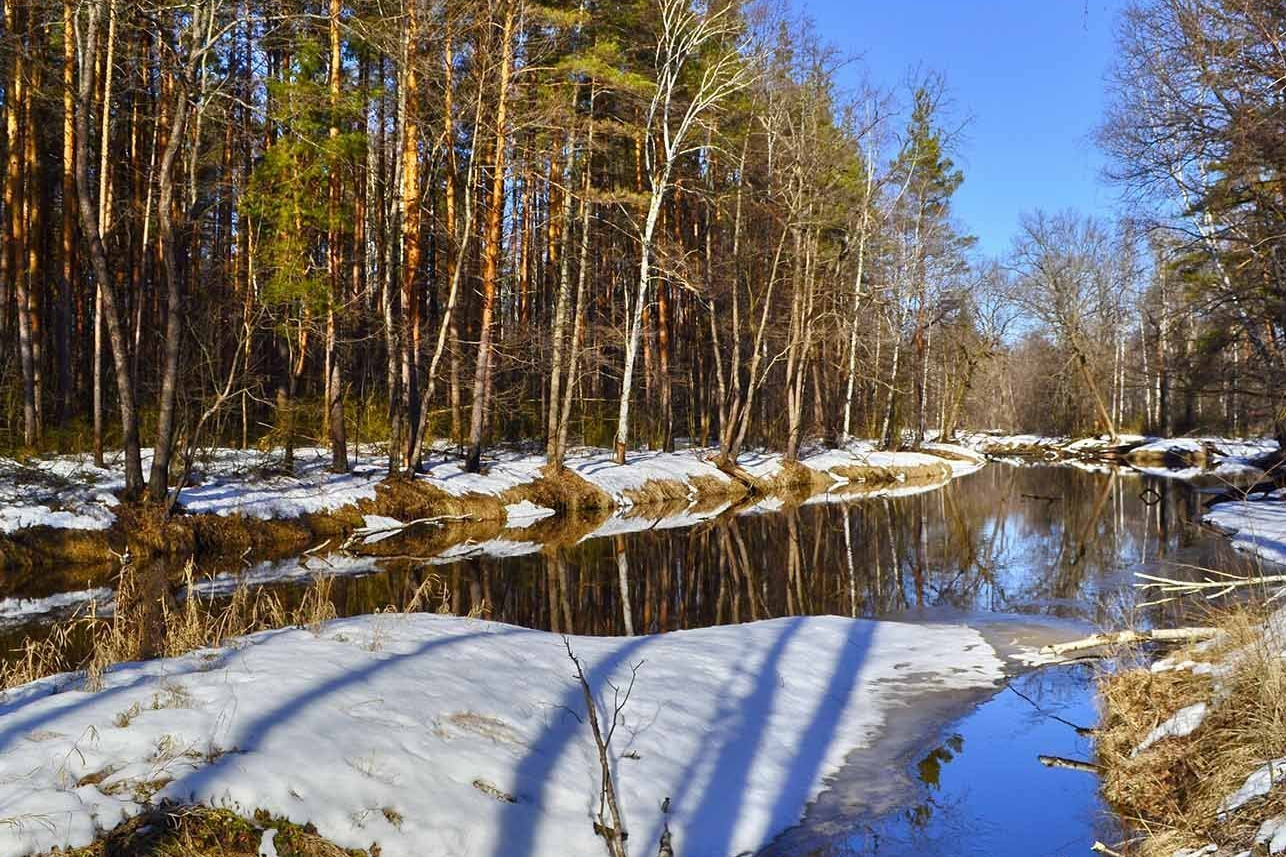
0;460;1268;853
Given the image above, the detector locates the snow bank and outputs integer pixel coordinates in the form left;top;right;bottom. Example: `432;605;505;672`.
180;454;386;518
0;613;1004;857
1132;438;1206;456
0;458;118;534
568;448;732;503
919;442;987;476
0;442;977;545
1203;500;1286;567
418;452;548;499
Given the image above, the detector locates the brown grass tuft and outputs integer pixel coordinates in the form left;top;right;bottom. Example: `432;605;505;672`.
1097;604;1286;856
44;804;371;856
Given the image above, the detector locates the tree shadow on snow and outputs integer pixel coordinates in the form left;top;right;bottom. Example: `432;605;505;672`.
497;616;875;857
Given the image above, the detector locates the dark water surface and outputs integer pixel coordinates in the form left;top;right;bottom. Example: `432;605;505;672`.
0;461;1263;855
202;461;1252;633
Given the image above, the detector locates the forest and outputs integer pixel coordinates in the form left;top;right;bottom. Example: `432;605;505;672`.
0;0;1283;501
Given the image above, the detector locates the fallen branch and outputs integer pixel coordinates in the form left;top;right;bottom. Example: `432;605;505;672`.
1038;754;1100;773
565;638;639;857
1091;841;1124;857
1135;568;1286;603
1039;627;1218;656
339;515;470;552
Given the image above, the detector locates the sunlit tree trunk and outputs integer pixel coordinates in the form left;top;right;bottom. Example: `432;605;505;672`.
466;0;516;473
75;0;144;496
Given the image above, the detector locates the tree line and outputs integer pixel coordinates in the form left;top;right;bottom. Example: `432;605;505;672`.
3;0;1281;505
0;0;992;502
998;0;1286;441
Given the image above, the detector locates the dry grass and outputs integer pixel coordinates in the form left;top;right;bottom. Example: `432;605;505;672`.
43;805;370;856
1097;603;1286;855
0;557;437;693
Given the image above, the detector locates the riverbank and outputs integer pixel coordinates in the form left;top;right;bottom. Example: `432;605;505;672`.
1094;491;1286;857
1097;603;1286;857
0;441;978;575
0;612;1012;857
955;431;1278;470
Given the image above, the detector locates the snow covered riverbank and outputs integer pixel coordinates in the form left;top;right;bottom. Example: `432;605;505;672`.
0;613;1007;857
1204;499;1286;568
0;441;974;572
956;431;1278;468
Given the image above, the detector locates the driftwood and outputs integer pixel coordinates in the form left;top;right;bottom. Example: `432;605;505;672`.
1091;842;1125;857
1038;754;1100;773
1039;627;1218;656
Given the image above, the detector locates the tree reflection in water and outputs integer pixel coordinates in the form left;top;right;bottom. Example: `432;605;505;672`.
246;461;1249;635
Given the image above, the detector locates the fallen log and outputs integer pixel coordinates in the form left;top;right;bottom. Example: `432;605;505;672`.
1039;627;1218;656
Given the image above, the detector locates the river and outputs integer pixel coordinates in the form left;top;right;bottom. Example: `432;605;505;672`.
0;459;1264;855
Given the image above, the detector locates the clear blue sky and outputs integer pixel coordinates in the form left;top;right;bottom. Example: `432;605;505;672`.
790;0;1127;259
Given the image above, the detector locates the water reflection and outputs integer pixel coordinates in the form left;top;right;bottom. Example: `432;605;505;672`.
280;463;1243;635
0;462;1257;654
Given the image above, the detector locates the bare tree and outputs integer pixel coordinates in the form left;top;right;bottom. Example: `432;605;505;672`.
614;0;753;464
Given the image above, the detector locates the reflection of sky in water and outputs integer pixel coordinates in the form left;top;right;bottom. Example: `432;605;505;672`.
762;664;1121;857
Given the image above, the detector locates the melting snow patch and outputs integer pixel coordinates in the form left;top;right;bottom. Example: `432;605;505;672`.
1219;758;1286;817
1257;814;1286;854
258;828;278;857
1132;702;1209;757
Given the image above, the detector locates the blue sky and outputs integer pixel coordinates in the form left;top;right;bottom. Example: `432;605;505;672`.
790;0;1128;259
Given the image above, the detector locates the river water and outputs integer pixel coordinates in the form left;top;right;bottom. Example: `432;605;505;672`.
0;460;1264;854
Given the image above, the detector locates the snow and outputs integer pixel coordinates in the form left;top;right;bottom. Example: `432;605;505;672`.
1219;758;1286;816
1065;434;1146;452
259;828;278;857
1133;438;1207;455
1257;815;1286;854
1131;702;1209;757
504;501;556;528
567;448;731;504
0;613;1005;857
179;454;386;519
0;458;118;534
417;452;547;499
1203;501;1286;568
0;442;975;540
920;442;987;476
